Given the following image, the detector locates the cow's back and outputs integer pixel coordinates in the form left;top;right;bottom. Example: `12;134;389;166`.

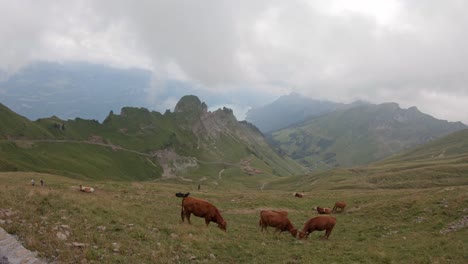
260;210;289;228
309;216;336;230
183;197;215;218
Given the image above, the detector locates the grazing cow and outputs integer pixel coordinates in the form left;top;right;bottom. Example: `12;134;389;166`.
298;216;336;240
314;206;332;214
177;193;227;231
259;210;297;237
293;192;304;198
79;184;94;193
332;201;347;213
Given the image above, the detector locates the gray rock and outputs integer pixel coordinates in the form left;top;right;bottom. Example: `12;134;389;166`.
0;227;46;264
0;256;9;264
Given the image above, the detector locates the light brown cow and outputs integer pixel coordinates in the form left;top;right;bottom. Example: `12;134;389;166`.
314;206;332;214
178;194;227;231
79;185;94;193
332;201;347;213
259;210;297;237
298;215;336;240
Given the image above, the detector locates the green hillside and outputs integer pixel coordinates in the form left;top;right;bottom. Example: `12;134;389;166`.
0;141;161;180
268;102;466;171
269;129;468;191
379;128;468;164
0;103;53;139
0;97;305;181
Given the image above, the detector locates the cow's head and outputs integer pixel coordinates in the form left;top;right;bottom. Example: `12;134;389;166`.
290;228;298;237
298;231;307;239
218;220;227;231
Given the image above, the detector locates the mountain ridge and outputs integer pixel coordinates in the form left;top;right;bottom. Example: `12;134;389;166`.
0;96;306;181
268;101;466;171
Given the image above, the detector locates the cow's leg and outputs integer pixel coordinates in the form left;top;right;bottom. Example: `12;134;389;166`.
181;208;185;222
205;218;210;227
260;220;268;232
186;212;192;224
325;228;332;239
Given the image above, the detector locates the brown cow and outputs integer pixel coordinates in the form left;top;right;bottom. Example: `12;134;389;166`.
298;215;336;240
314;206;332;214
259;210;297;237
177;193;227;231
332;201;347;213
258;210;288;232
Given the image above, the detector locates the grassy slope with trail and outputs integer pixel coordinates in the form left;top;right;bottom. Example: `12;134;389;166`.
269;129;468;191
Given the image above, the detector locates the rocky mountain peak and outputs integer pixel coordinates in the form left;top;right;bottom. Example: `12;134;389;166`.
174;95;207;114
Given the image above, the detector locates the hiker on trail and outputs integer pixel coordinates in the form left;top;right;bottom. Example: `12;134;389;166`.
40;179;44;186
31;179;35;186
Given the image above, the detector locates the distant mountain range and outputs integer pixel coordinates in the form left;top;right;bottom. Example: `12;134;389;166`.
0;61;276;122
0;61;153;121
0;96;305;180
267;102;466;171
245;93;345;133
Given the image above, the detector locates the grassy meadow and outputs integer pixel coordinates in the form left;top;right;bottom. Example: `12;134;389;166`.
1;172;467;263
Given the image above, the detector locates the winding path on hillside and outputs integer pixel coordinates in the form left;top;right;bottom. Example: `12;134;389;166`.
0;139;276;183
0;139;251;180
218;169;225;179
0;139;243;166
0;139;152;156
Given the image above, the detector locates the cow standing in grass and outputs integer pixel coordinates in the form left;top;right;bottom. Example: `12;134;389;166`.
259;210;298;237
176;192;227;231
333;201;347;213
298;215;336;240
314;206;332;214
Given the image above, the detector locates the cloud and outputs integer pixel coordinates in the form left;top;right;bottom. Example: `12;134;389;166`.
0;0;467;123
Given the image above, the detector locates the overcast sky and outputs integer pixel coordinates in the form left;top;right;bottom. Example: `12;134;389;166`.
1;0;467;123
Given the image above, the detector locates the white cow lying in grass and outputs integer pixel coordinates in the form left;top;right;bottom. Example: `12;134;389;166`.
79;184;95;193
